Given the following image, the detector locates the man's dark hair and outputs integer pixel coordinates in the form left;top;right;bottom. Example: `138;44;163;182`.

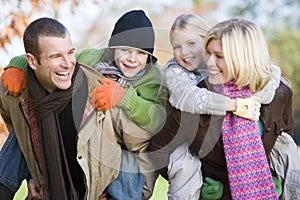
23;17;69;64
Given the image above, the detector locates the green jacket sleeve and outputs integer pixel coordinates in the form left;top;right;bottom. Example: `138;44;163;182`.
5;54;27;71
5;48;106;71
118;64;169;133
76;48;106;67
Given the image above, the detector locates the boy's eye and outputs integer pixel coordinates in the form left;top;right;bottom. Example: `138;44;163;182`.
120;49;129;52
138;51;146;55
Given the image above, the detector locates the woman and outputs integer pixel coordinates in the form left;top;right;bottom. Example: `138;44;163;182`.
149;18;296;199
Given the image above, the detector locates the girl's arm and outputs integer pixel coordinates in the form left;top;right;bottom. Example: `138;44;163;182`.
254;64;281;104
165;59;281;116
165;58;228;116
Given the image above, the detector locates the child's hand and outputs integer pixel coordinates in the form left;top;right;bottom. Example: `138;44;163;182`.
92;78;127;110
200;177;223;200
1;67;26;97
233;96;261;121
273;176;282;197
27;178;45;199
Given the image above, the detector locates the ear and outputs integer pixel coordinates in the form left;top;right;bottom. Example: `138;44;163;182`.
26;53;38;70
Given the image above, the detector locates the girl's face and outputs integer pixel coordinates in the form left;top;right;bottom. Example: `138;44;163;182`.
170;28;204;71
114;47;148;78
204;39;229;85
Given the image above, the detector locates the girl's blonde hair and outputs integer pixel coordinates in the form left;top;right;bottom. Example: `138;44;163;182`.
170;14;210;40
204;18;272;92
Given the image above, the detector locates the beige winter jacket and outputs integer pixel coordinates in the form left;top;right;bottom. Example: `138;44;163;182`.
0;64;151;199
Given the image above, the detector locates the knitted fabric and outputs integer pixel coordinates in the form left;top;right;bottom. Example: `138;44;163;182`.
92;62;146;86
27;63;83;199
213;81;278;200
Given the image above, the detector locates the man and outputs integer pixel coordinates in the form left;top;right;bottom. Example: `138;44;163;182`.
0;17;150;199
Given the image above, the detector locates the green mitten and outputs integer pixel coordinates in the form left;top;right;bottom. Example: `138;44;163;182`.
200;177;223;200
273;176;282;197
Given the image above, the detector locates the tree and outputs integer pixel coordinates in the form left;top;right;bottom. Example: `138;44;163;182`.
0;0;102;49
270;32;300;144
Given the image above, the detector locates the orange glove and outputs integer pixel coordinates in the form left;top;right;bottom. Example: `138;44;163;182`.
1;67;26;97
92;78;127;110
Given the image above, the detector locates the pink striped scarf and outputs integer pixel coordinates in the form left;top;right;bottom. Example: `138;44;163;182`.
213;81;278;200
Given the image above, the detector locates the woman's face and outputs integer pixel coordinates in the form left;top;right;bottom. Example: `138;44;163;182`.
170;28;204;71
114;47;148;78
204;39;229;85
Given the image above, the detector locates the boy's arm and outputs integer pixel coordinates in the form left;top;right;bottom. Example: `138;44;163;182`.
2;48;105;96
92;64;168;133
4;48;106;70
118;81;168;133
5;54;28;71
75;48;105;67
118;64;168;133
1;54;27;96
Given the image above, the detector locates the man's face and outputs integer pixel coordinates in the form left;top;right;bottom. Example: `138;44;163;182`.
30;35;76;92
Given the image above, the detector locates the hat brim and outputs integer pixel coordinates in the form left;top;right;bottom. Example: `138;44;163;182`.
108;45;158;63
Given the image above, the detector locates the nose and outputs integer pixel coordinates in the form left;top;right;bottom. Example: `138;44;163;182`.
205;54;216;67
180;45;189;56
62;54;75;68
127;52;137;62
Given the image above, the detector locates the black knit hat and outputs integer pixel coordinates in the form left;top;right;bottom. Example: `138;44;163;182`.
108;10;157;63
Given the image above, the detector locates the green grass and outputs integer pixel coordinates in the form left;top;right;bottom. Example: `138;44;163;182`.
150;175;169;200
14;175;169;200
13;180;27;200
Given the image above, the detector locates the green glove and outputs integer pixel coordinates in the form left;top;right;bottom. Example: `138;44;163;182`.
200;177;223;200
273;176;282;197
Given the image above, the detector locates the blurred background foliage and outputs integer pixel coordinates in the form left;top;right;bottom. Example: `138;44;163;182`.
0;0;299;144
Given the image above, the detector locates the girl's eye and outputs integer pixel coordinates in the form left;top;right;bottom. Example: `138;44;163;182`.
188;41;196;46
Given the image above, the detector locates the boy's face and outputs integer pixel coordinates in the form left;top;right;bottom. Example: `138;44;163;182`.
170;28;204;71
27;35;76;93
114;47;148;78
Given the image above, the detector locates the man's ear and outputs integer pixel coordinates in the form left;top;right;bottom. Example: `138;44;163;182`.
26;53;38;70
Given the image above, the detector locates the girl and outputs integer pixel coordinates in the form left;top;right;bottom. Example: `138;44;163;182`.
162;14;281;199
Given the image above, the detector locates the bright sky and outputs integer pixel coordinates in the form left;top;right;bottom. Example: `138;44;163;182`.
0;0;193;67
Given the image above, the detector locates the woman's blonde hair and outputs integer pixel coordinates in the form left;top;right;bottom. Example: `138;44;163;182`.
204;18;272;92
170;14;210;40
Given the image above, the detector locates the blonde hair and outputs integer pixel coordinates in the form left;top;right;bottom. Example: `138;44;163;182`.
204;18;272;92
170;14;210;40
